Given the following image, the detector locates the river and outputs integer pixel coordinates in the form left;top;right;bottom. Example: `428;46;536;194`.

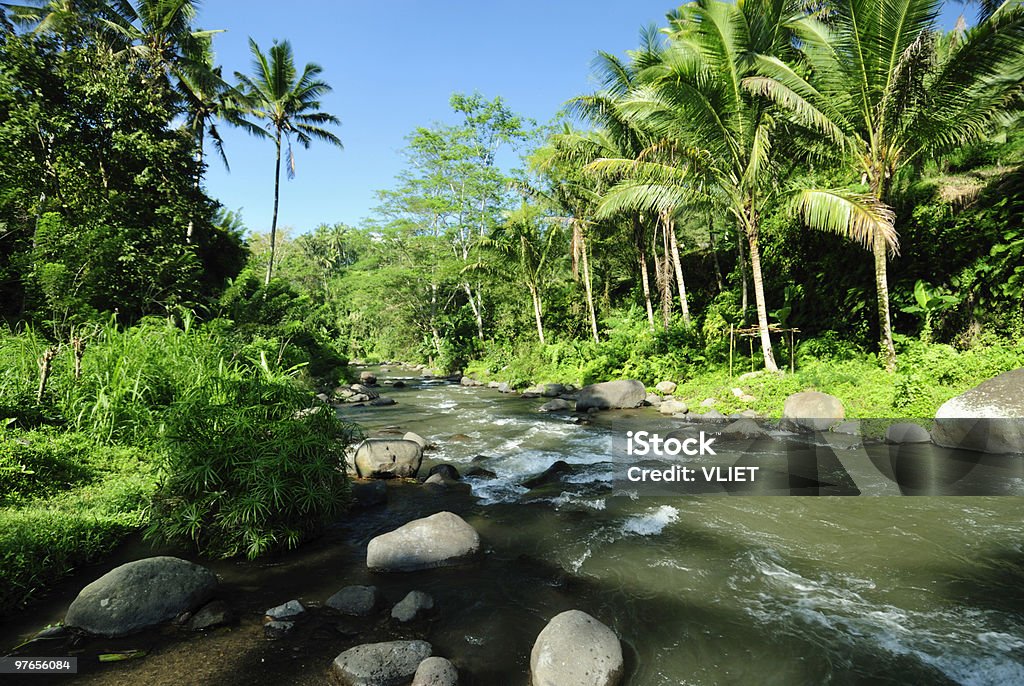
3;367;1024;685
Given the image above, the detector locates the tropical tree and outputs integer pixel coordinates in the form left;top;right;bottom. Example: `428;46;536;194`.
235;38;342;285
750;0;1024;369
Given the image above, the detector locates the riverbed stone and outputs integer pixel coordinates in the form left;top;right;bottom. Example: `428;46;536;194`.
543;384;567;397
332;640;433;686
886;422;932;444
932;368;1024;454
497;382;512;393
575;380;646;411
370;397;397;407
367;512;480;571
359;371;377;386
780;391;845;432
539;398;572;412
353;438;423;479
655;381;677;395
412;656;458;686
264;620;294;639
530;610;623;686
64;556;218;637
717;418;769;440
403;431;429;450
460;376;481;387
391;590;434;622
327;586;381;616
265;599;305;621
522;460;572;489
465;467;497;479
644;393;662;406
428;464;461;481
188;599;233;631
659;399;688;415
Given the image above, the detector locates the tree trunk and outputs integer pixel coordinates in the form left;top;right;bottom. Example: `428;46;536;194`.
463;282;484;340
708;217;724;293
186;128;204;244
265;131;283;286
873;228;896;371
580;233;599;343
744;206;778;372
633;217;655;329
656;218;672;327
736;221;749;321
668;216;691;326
529;284;545;344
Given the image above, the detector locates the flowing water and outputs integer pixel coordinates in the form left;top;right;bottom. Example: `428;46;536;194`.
4;367;1024;685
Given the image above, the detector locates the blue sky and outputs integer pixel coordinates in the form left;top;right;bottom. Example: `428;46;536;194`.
196;1;973;236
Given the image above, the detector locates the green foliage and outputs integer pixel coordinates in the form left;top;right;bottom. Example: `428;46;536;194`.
147;372;356;559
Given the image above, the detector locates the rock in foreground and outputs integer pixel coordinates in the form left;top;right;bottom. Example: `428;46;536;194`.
332;640;432;686
932;368;1024;454
530;610;623;686
353;438;424;479
575;380;646;412
65;556;218;637
412;656;458;685
367;512;480;571
780;391;845;432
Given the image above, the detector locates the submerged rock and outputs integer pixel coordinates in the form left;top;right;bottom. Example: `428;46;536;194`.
575;380;646;411
367;512;480;572
428;464;461;481
327;586;381;617
780;391;845;432
391;590;434;623
64;556;218;637
530;610;623;686
188;600;233;631
351;480;388;509
332;640;432;686
932;369;1024;454
522;460;572;489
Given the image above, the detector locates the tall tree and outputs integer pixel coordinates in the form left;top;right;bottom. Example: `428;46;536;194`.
751;0;1024;369
235;38;342;285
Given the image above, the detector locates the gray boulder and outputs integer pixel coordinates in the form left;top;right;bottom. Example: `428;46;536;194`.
530;610;623;686
367;512;480;571
717;418;769;440
403;431;429;450
327;586;381;616
644;393;662;407
543;384;567;398
412;656;458;686
353;439;423;479
522;460;572;489
539;399;571;413
460;377;481;387
659;399;688;415
332;640;432;686
932;369;1024;454
64;556;218;637
391;590;434;622
497;383;513;393
780;391;845;432
428;464;461;481
264;620;294;639
575;380;646;412
655;381;677;395
370;397;397;407
359;371;378;386
886;422;932;444
265;599;305;621
187;600;233;631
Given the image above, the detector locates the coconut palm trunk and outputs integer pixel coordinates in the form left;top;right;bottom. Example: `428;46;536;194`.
529;284;545;344
743;205;778;372
265;131;282;285
580;233;600;343
667;216;690;326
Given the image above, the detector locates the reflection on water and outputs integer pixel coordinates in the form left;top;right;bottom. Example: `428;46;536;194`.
3;367;1023;685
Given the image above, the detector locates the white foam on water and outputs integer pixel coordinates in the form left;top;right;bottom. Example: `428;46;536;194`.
550;491;607;511
740;551;1024;686
622;505;680;536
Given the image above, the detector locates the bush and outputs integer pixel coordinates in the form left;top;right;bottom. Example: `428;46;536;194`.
0;430;96;505
146;371;358;559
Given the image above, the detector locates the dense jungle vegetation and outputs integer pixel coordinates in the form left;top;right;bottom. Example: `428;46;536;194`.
0;0;1022;613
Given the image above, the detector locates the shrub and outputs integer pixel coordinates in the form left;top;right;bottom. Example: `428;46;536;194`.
146;370;358;559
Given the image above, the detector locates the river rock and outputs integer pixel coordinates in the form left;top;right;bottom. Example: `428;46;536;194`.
522;460;572;489
575;380;646;411
497;382;513;393
530;610;623;686
367;512;480;572
487;381;501;389
188;600;233;631
332;640;432;686
352;384;380;399
403;431;429;450
886;422;932;444
465;467;497;479
543;384;566;397
539;398;571;412
428;464;461;481
780;391;845;432
392;380;407;388
461;377;482;387
659;399;688;415
351;480;388;509
644;393;662;406
655;381;677;395
64;556;218;637
701;409;726;422
717;418;768;440
265;599;305;621
359;371;378;386
264;620;294;639
353;439;423;479
327;586;381;616
370;397;397;407
412;656;458;686
391;590;434;622
932;369;1024;454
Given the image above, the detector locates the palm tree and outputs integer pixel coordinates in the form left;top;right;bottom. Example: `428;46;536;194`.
235;38;343;285
750;0;1024;369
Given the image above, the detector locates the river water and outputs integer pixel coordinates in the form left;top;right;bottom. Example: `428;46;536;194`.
4;367;1024;685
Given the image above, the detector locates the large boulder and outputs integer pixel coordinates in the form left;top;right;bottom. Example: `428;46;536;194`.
353;439;423;479
932;369;1024;454
530;610;623;686
575;380;646;412
367;512;480;571
412;657;458;686
332;640;432;686
65;557;217;637
780;391;845;432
